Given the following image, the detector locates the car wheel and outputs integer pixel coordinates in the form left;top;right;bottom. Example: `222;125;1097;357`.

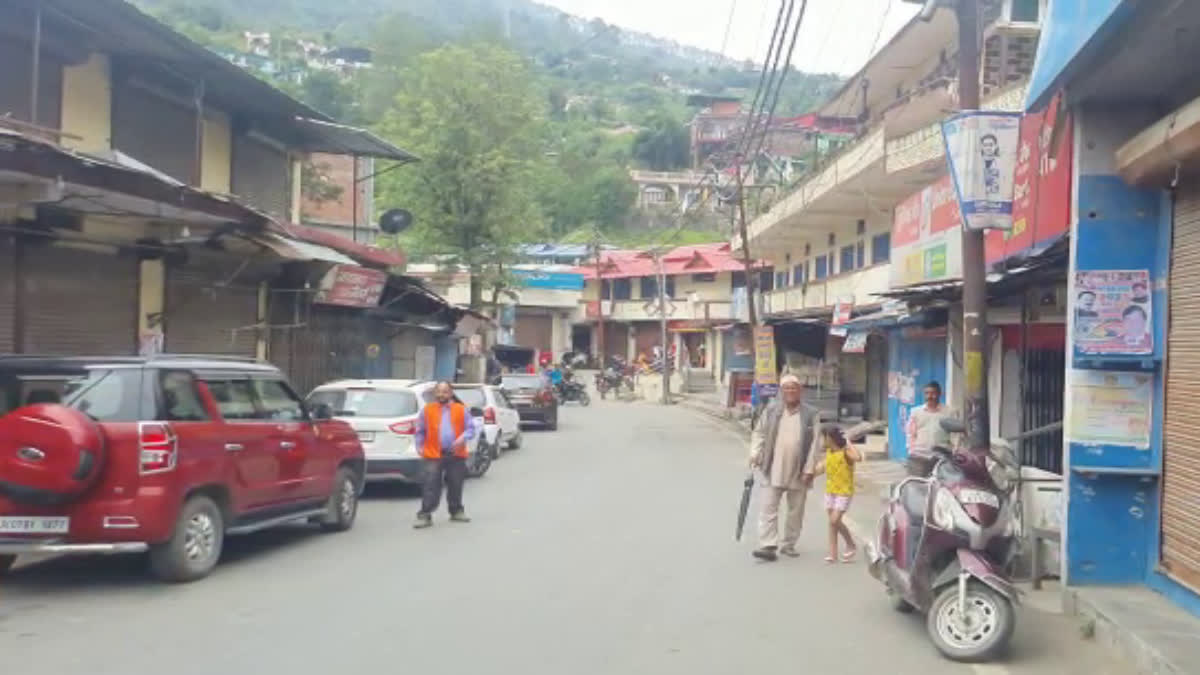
468;447;493;478
0;554;15;576
509;432;523;450
489;438;501;460
320;467;360;532
547;414;559;431
149;495;225;583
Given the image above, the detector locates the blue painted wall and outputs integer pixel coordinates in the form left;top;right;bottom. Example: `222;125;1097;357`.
1065;106;1172;587
886;334;947;460
435;335;459;381
1024;0;1133;110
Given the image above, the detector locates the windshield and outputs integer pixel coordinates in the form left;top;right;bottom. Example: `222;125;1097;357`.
501;375;545;389
307;388;419;418
0;367;142;421
454;388;487;408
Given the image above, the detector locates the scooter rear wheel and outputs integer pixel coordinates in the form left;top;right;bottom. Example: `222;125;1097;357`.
926;580;1015;663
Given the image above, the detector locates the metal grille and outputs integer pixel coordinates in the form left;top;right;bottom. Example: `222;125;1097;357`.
0;236;14;353
285;306;370;396
22;243;137;355
1163;180;1200;591
1020;347;1064;474
165;254;261;358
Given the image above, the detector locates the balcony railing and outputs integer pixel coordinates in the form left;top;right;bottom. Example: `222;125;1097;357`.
593;299;735;322
763;265;891;315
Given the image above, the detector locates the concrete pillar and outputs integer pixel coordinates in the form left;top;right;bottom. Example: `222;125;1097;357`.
138;259;165;355
256;282;269;362
627;326;636;363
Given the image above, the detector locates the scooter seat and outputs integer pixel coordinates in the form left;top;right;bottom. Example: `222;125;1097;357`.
900;480;929;522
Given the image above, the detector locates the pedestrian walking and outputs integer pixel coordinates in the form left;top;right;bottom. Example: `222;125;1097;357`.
813;425;861;563
748;374;822;561
413;381;480;528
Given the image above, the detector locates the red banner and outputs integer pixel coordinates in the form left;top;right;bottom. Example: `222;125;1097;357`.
986;97;1073;265
928;175;962;234
314;265;387;308
893;189;924;247
585;301;601;319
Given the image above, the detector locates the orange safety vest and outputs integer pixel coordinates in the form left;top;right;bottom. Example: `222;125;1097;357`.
421;401;468;459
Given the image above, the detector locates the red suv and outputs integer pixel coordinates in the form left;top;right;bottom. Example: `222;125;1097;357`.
0;356;365;582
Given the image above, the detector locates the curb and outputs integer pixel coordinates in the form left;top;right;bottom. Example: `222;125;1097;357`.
1063;588;1186;675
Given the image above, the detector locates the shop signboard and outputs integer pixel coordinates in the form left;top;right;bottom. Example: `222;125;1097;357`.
889;175;964;288
754;325;777;386
942;111;1022;231
314;265;387;308
843;332;868;353
986;98;1073;265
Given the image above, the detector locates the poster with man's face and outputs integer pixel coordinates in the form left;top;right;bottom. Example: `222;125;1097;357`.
1073;270;1153;355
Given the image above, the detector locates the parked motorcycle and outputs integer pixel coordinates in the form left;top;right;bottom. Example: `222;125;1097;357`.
556;379;591;406
865;418;1021;663
595;358;633;399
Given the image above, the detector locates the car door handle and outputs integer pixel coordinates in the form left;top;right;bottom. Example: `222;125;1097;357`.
279;441;297;450
224;443;244;452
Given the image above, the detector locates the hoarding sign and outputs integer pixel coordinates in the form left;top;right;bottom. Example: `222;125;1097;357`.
754;325;777;386
1072;270;1153;356
314;265;387;307
889;175;964;288
942;111;1023;231
843;332;868;353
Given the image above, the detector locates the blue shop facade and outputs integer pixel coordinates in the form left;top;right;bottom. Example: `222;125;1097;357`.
1026;0;1200;615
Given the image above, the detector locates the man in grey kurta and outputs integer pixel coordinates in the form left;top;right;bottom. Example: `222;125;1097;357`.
748;374;821;561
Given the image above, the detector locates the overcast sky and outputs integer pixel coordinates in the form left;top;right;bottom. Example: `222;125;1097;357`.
535;0;917;75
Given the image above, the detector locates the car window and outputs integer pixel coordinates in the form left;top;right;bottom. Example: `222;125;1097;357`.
455;388;487;408
492;388;512;409
308;388;419;417
160;370;209;422
253;379;305;421
500;375;546;389
61;368;142;421
204;379;258;421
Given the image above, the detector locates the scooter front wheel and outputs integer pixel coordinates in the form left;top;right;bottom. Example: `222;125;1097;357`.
927;580;1014;663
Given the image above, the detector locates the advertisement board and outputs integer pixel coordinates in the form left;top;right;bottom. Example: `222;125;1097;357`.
754;325;777;386
942;111;1023;231
1067;370;1153;448
1073;270;1153;356
889;175;964;288
314;265;387;308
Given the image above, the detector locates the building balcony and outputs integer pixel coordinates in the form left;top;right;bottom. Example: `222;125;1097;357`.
587;298;735;323
762;265;891;317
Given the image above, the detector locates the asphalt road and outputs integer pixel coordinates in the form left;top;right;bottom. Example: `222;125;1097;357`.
0;398;1129;675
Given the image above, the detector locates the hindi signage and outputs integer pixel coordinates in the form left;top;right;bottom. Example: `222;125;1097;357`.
754;326;778;386
313;265;387;308
889;175;964;287
942;111;1022;231
1067;370;1153;449
1073;270;1153;356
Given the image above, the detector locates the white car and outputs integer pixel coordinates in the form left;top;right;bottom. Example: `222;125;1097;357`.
454;384;523;458
306;380;490;483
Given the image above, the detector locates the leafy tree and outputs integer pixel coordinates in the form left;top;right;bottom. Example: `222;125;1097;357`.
632;113;690;171
297;70;361;123
376;43;547;308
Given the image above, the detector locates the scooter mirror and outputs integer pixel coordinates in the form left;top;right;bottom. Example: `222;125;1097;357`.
939;417;966;434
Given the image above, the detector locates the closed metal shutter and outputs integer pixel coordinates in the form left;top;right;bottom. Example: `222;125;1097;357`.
0;236;15;353
22;243;137;355
232;136;290;220
112;79;196;183
514;312;553;352
165;254;262;358
288;306;369;395
1164;178;1200;591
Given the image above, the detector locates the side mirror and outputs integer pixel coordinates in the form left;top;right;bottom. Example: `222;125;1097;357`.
939;418;966;434
310;403;334;421
470;406;485;418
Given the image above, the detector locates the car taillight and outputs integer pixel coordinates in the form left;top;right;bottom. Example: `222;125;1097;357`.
389;420;415;435
484;407;497;424
139;422;177;474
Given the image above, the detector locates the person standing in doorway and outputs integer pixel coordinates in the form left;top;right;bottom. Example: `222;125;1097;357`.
906;381;955;456
413;381;480;528
748;374;822;561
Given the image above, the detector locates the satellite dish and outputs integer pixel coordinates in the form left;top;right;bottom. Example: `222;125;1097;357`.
379;209;413;234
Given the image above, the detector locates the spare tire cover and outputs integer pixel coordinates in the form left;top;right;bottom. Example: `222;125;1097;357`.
0;404;107;505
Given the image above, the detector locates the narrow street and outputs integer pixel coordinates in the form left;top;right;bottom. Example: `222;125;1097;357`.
1;399;1124;675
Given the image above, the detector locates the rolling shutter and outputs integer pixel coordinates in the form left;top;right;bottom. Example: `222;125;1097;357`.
1163;178;1200;591
0;236;15;353
514;311;553;352
112;79;196;183
21;243;137;355
165;254;262;358
233;136;290;220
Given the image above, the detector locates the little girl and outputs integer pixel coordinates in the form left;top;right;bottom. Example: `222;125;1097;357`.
814;425;862;563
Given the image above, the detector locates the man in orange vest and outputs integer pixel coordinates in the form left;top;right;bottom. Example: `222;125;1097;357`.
413;381;480;528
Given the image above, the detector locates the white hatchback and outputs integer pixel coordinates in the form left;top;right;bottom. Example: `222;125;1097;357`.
453;384;523;457
306;380;487;483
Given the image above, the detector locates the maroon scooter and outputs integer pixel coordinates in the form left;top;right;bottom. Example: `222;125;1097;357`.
866;418;1020;662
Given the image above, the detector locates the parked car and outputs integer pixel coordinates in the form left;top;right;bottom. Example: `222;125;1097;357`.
0;355;364;583
306;380;490;481
454;384;523;457
499;373;559;430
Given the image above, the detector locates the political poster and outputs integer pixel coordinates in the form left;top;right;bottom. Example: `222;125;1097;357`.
942;111;1023;231
1073;270;1153;356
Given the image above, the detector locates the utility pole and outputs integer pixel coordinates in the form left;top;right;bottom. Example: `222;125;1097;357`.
735;160;759;327
654;249;671;404
592;234;606;367
954;0;989;451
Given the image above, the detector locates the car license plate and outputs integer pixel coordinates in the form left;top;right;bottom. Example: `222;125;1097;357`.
357;431;375;443
958;489;999;508
0;516;69;534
